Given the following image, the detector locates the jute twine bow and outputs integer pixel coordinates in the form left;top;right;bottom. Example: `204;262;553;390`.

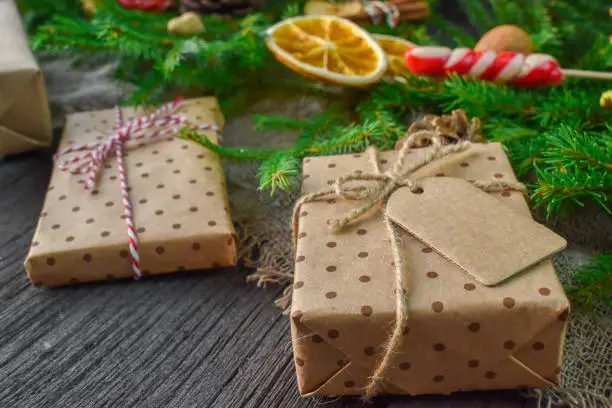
55;97;222;279
292;131;526;399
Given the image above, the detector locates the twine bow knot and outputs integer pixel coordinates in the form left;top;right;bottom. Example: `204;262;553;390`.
55;97;222;279
327;135;451;234
292;130;525;399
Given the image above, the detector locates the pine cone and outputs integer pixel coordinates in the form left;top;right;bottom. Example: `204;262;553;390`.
180;0;266;16
395;110;484;150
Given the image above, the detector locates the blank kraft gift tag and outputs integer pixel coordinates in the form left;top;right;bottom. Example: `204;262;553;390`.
386;177;567;285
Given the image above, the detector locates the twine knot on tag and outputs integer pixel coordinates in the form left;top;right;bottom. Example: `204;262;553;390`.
292;125;526;399
54;97;222;279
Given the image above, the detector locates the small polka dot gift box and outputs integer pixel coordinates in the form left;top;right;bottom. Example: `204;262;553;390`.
25;97;236;286
0;0;52;157
291;142;570;397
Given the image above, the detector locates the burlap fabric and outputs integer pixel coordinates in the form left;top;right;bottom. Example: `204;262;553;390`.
42;60;611;407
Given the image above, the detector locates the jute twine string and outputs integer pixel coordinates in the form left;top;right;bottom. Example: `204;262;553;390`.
291;132;526;399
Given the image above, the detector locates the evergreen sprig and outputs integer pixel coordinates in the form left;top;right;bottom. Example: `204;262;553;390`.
566;254;612;309
31;0;276;105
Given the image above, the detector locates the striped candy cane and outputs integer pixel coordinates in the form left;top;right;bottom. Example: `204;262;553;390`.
405;46;565;87
55;97;222;279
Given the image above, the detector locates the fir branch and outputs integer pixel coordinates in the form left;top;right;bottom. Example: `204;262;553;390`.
305;122;376;156
531;166;612;217
566;254;612;309
540;126;612;173
180;130;276;160
257;152;301;193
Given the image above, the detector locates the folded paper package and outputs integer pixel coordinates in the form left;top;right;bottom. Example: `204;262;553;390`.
290;140;569;397
26;97;236;286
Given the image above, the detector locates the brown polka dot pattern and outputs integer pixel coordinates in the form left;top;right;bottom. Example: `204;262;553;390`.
503;297;516;308
399;362;411;371
325;291;337;299
431;301;444;313
356;229;367;235
361;306;373;316
503;340;516;350
326;266;336;272
359;275;371;283
464;283;476;291
296;255;305;262
467;322;481;332
344;381;355;388
433;375;445;382
422;247;433;253
460;162;469;168
294;281;304;289
328;329;339;339
468;359;479;368
358;251;368;258
426;271;439;278
433;343;446;351
326;241;337;248
533;342;545;350
539;287;551;296
485;371;497;379
494;173;504;178
83;254;92;262
312;335;323;343
364;346;376;356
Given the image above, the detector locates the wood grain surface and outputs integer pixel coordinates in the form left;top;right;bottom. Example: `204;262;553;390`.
0;148;540;407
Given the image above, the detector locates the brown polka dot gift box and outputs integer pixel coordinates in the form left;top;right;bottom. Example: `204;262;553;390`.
290;138;570;397
0;0;52;157
25;97;236;286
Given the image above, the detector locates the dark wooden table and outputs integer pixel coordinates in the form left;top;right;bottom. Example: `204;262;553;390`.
0;148;542;407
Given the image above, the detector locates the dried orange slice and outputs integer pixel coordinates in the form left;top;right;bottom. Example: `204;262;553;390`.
372;34;416;77
265;16;387;87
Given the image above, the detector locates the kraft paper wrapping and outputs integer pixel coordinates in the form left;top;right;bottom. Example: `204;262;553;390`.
25;98;236;286
0;0;52;157
291;143;570;396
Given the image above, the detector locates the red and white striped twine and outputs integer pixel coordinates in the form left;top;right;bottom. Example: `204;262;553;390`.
55;97;222;279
